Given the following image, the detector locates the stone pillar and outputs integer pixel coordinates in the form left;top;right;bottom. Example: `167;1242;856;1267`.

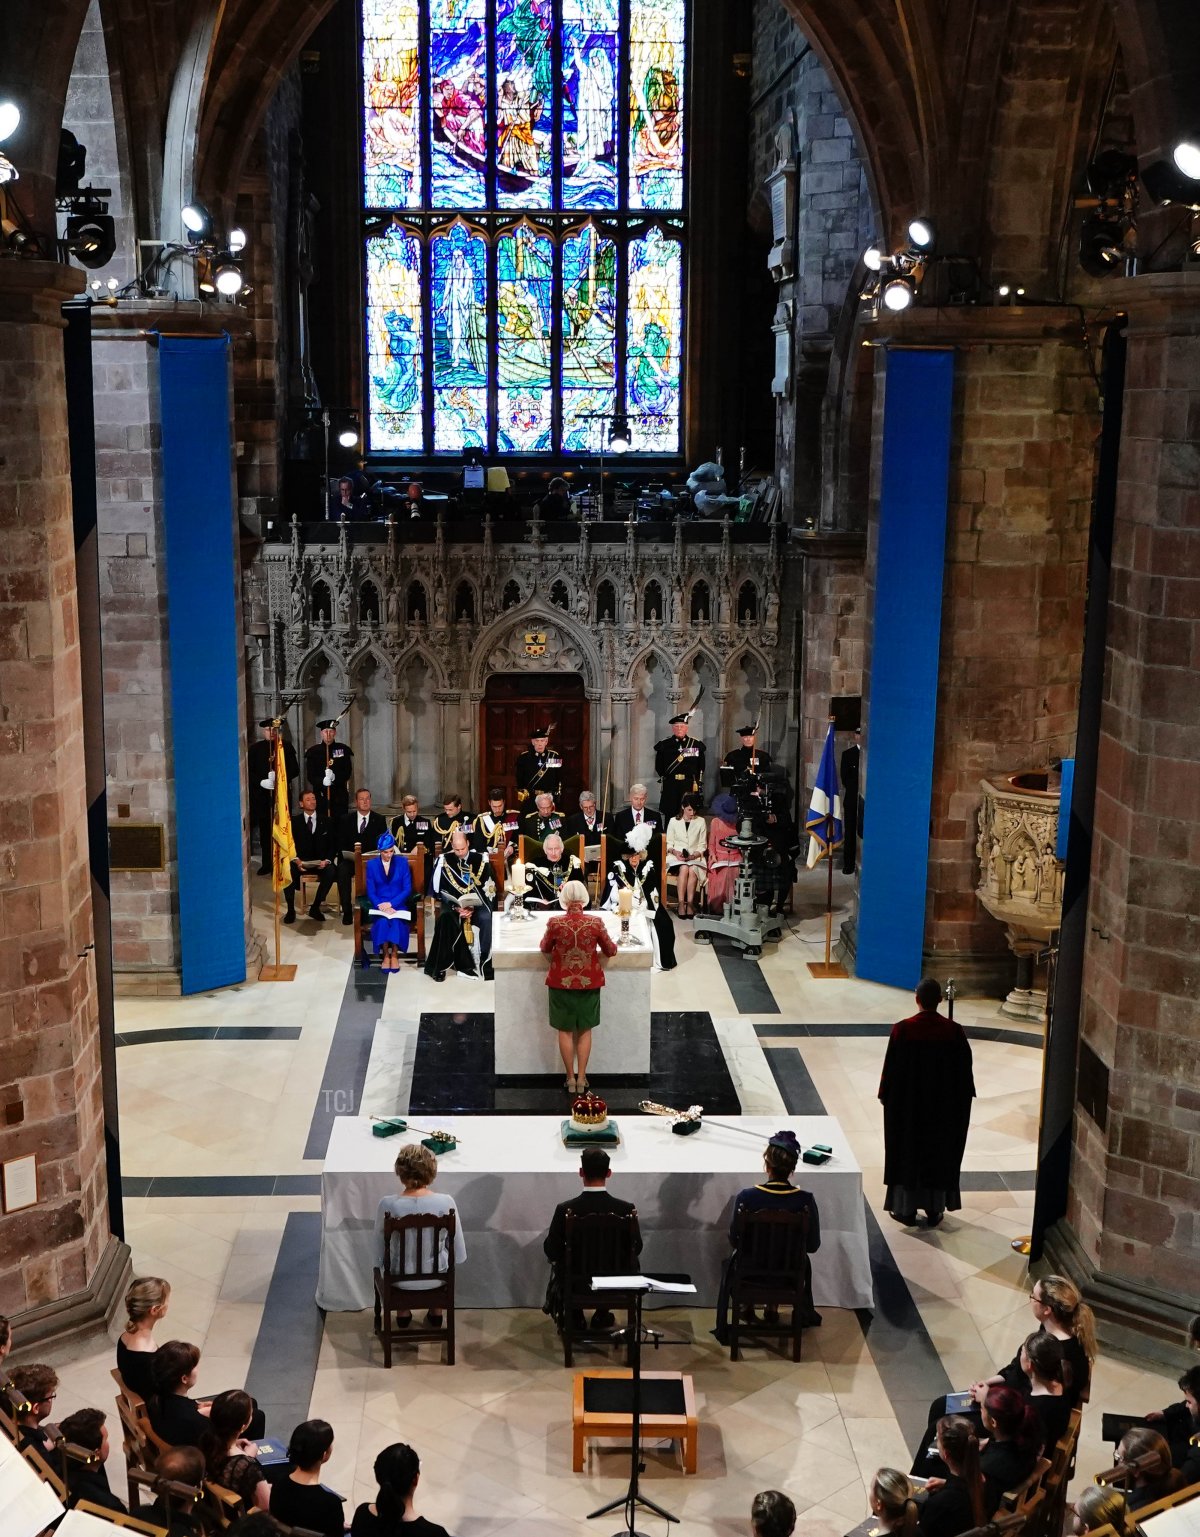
0;262;131;1338
1046;275;1200;1354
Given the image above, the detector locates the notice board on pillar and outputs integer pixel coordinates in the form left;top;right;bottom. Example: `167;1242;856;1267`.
855;347;954;990
159;335;246;994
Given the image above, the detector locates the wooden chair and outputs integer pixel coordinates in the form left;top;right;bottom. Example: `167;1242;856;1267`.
203;1479;247;1530
20;1437;68;1501
73;1503;170;1535
553;1209;641;1368
373;1211;457;1367
127;1464;207;1527
487;849;507;901
353;843;426;966
1000;1455;1050;1516
1123;1479;1200;1523
726;1206;813;1362
0;1380;29;1443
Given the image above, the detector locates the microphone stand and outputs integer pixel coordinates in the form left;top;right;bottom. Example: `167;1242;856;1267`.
588;1277;683;1534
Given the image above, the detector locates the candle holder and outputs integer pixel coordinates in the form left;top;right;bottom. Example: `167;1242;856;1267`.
508;891;528;922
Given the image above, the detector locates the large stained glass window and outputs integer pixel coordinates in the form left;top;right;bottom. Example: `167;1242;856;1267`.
362;0;688;458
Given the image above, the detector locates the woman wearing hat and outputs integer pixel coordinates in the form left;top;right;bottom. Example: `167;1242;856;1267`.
705;792;742;914
365;833;413;973
539;881;618;1093
713;1130;822;1344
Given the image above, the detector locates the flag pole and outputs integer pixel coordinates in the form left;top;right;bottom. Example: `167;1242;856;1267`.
808;718;848;979
261;726;297;982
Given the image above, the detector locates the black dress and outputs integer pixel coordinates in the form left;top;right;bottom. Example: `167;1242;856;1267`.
351;1505;452;1537
270;1476;346;1537
1028;1392;1071;1455
67;1463;127;1514
149;1393;208;1448
980;1440;1037;1516
997;1329;1091;1410
916;1474;977;1537
116;1337;157;1400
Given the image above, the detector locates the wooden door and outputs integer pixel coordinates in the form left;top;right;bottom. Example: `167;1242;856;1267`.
480;675;589;811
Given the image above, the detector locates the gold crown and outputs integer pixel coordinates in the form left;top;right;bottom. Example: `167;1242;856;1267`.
571;1092;608;1124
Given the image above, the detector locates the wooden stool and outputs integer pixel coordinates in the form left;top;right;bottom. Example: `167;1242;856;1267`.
572;1370;697;1475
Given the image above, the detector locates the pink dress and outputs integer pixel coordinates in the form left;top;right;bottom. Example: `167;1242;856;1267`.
705;816;741;913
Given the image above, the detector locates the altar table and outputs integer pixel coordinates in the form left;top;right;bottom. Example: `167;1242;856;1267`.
492;908;653;1075
316;1113;874;1313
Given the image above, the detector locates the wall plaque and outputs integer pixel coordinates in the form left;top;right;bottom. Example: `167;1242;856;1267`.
109;823;166;872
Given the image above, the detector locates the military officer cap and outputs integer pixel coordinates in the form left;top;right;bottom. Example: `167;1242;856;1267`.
316;718;338;731
736;724;757;737
258;718;277;729
530;726;551;738
668;713;689;726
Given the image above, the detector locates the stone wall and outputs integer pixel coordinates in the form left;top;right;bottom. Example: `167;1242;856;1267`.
797;543;867;793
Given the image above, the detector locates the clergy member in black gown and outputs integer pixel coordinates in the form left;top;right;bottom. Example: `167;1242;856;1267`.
602;822;676;971
879;977;975;1226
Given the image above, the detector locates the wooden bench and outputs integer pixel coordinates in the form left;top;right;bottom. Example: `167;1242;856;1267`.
571;1370;697;1475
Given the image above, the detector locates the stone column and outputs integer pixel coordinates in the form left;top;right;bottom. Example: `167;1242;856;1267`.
389;689;408;802
1046;274;1200;1355
609;691;635;801
0;262;131;1339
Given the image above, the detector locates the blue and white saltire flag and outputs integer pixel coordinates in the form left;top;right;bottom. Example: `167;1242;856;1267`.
805;723;844;868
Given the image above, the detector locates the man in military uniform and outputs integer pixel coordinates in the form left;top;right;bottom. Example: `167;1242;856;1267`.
610;783;662;843
654;713;706;821
249;718;298;874
473;787;520;860
432;793;470;849
425;827;496;981
305;718;353;820
515;727;564;807
523;832;585;908
520;790;565;844
390;793;435;856
720;723;773;787
334;788;388;924
287;789;338;923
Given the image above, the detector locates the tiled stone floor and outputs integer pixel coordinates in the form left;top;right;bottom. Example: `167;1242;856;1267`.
36;871;1179;1535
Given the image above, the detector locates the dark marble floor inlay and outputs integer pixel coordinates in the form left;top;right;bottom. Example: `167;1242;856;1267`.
408;1011;741;1116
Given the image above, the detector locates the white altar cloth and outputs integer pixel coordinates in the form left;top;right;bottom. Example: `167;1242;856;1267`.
492;908;652;1074
317;1113;874;1313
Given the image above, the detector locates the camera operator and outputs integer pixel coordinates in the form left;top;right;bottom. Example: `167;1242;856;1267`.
731;764;797;917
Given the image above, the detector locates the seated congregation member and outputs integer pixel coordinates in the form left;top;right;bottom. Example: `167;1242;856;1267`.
868;1469;919;1537
351;1441;451;1537
705;792;741;914
540;880;617;1093
525;831;584;908
8;1363;60;1454
544;1148;642;1332
1020;1332;1071;1454
374;1144;466;1328
117;1276;170;1400
979;1388;1041;1515
425;827;495;981
365;833;412;973
521;790;564;842
918;1417;985;1537
145;1445;208;1536
226;1516;285;1537
472;787;519;859
0;1313;11;1374
1074;1486;1142;1537
336;789;389;923
432;793;469;847
391;794;436;856
200;1389;271;1512
1116;1428;1183;1513
751;1490;797;1537
665;793;707;917
713;1131;821;1344
269;1419;345;1537
289;790;339;924
1146;1365;1200;1470
565;790;607;846
148;1341;207;1447
60;1407;126;1514
603;823;676;970
609;782;661;842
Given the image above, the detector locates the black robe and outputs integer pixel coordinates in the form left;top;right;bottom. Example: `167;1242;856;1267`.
604;857;676;970
879;1008;975;1208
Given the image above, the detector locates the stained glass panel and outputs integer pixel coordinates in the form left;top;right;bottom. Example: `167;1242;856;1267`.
561;0;619;210
363;0;422;209
626;226;682;452
366;225;425;451
628;0;685;210
496;225;554;451
561;223;617;450
429;0;487;208
494;0;553;209
431;223;490;451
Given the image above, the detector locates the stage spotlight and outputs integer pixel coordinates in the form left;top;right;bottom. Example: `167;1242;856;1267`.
228;225;247;253
608;417;631;453
1173;141;1200;181
213;254;244;295
1141;159;1200;211
0;102;19;145
66;210;116;269
1078;216;1129;278
863;245;883;272
998;284;1011;297
337;425;359;448
181;201;212;240
56;130;87;197
907;217;935;251
1086;148;1136;198
0;152;16;187
881;275;915;311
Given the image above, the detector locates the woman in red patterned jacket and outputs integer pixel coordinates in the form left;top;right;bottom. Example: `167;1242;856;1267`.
539;880;618;1095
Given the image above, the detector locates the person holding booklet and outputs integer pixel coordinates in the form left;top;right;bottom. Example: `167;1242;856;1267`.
365;833;412;972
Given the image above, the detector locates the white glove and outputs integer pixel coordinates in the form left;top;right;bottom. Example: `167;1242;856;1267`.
323;767;334;787
259;771;275;790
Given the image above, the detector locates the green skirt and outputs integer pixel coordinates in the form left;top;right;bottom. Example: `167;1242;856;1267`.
548;986;601;1033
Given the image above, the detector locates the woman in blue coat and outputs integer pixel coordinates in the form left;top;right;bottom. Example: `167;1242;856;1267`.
365;833;412;972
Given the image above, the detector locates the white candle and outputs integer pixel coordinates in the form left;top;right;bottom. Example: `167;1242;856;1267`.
511;861;525;892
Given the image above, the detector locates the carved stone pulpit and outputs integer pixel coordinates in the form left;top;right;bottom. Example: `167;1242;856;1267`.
975;772;1065;1021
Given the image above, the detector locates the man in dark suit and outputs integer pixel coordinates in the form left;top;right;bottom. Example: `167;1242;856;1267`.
565;790;607;882
544;1147;642;1330
248;719;298;874
288;789;338;923
335;788;388;924
608;783;662;843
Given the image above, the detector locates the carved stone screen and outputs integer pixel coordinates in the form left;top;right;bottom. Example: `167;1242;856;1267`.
362;0;688;458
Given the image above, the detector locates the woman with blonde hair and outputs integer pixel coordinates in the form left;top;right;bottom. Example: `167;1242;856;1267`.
869;1468;918;1536
117;1276;171;1401
1116;1428;1182;1513
373;1143;467;1330
1073;1485;1140;1537
540;878;618;1093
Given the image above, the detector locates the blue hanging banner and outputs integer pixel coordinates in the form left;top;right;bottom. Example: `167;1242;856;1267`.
158;334;247;994
856;347;955;990
1056;760;1074;861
